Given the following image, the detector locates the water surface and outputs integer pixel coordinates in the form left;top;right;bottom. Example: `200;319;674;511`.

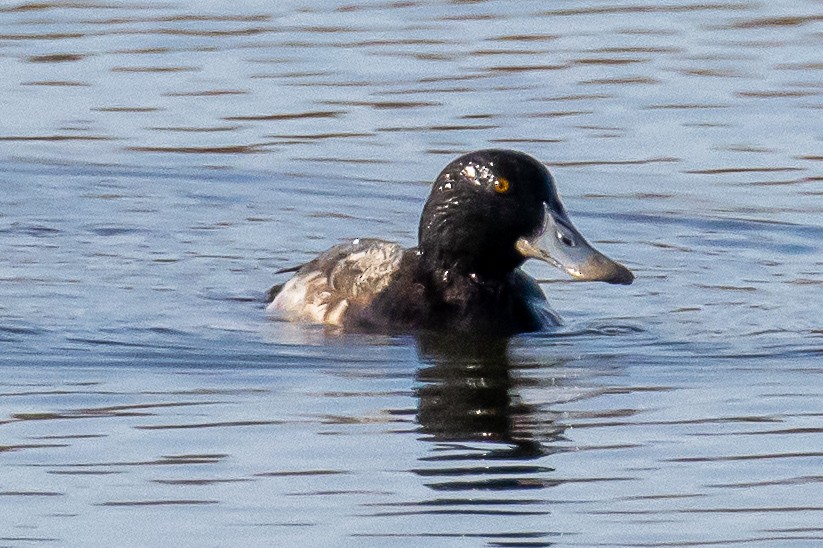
1;1;822;546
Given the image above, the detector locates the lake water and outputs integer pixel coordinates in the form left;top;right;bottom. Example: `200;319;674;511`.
1;0;822;546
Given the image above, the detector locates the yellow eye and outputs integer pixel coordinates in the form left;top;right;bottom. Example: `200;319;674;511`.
493;177;510;194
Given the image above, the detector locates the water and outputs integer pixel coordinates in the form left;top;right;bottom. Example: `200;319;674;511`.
1;0;822;545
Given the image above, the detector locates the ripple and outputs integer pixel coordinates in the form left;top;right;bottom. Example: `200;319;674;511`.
1;444;68;453
110;65;201;73
163;89;249;97
486;64;567;73
709;475;823;489
92;106;161;112
0;32;86;40
0;135;113;141
224;110;345;121
99;499;218;506
319;100;439;109
552;157;679;167
21;80;91;87
148;125;243;133
425;475;635;492
487;33;559;42
152;478;252;485
255;470;346;477
126;144;265;154
668;451;823;462
543;4;751;16
26;53;85;63
579;76;660;85
573;57;648;66
686;166;804;174
646;103;731;109
725;15;823;29
0;491;63;497
738;90;821;98
413;465;555;477
134;420;283;430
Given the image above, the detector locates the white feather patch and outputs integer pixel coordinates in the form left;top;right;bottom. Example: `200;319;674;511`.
267;271;330;323
267;240;403;326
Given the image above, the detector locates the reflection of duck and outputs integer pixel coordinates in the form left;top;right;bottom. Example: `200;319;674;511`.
268;150;633;335
414;336;565;457
416;337;515;442
413;335;568;510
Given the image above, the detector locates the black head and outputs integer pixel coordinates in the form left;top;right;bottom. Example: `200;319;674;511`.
418;149;633;284
419;150;553;277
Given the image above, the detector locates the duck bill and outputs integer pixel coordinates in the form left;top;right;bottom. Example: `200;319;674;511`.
516;205;634;285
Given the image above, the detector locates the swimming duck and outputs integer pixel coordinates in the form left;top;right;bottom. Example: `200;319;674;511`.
267;149;633;335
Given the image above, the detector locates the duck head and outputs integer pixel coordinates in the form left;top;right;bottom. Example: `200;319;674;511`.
418;149;634;284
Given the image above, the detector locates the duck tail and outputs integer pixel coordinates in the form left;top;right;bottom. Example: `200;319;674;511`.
266;264;303;302
266;283;285;303
274;264;301;275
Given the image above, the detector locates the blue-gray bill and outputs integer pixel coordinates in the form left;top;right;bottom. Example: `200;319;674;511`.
515;204;634;285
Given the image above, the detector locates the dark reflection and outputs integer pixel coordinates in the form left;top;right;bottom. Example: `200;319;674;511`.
417;337;539;458
398;336;568;542
414;335;564;459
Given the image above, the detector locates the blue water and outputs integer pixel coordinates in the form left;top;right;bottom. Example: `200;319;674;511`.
1;1;822;546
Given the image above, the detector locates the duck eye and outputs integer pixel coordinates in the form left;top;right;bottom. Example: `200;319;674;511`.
493;177;510;194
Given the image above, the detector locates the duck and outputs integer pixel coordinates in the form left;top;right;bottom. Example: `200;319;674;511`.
266;149;633;335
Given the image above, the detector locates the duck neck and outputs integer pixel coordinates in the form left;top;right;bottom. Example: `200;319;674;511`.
418;248;519;290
